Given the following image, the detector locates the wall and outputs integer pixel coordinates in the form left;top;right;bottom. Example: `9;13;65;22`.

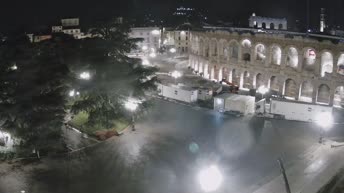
189;30;344;106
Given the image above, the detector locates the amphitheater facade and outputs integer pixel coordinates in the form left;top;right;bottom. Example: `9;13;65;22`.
189;30;344;106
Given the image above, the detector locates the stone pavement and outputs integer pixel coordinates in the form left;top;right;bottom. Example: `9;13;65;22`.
252;141;344;193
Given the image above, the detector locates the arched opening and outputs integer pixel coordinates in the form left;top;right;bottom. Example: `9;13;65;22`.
255;73;264;89
270;23;275;30
303;48;317;71
286;47;298;68
214;66;219;81
255;44;266;61
229;41;239;59
243;71;251;89
262;22;266;29
230;69;239;86
334;86;344;108
269;76;279;92
271;46;282;65
204;64;209;79
321;52;333;77
317;84;331;104
337;54;344;75
205;43;210;57
194;63;199;73
284;79;297;99
199;39;204;55
198;63;203;74
241;39;251;62
210;39;217;56
299;81;313;102
210;66;215;80
278;24;283;30
222;67;229;81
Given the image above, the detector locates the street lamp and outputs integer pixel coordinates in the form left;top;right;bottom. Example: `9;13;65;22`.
149;52;156;58
198;165;223;192
69;90;76;97
257;85;269;99
169;48;177;53
80;72;91;80
315;112;334;143
171;70;182;84
125;99;139;131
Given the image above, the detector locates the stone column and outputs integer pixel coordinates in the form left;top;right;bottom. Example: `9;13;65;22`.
314;56;321;77
312;81;318;104
280;51;287;69
265;48;272;67
329;83;336;106
297;54;303;73
333;57;338;76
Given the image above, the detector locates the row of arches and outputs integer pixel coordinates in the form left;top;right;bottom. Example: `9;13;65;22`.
260;22;283;30
191;36;344;76
189;60;344;106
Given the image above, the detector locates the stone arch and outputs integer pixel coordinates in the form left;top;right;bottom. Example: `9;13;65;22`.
204;38;210;57
278;24;283;30
255;43;266;61
254;73;264;89
286;47;299;68
241;39;252;61
198;62;204;74
320;51;333;77
303;48;317;71
210;39;218;56
210;66;215;80
242;71;251;89
270;23;275;30
262;22;266;29
334;86;344;108
317;84;331;104
269;76;279;92
230;69;239;86
199;38;204;56
228;40;239;59
284;78;297;99
219;39;228;58
337;53;344;75
271;45;282;65
217;67;223;81
222;67;229;81
203;63;209;79
299;80;313;102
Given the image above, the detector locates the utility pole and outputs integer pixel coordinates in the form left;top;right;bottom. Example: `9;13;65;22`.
277;158;292;193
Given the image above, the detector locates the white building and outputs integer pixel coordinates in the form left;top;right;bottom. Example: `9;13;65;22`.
61;18;80;27
158;84;198;103
249;13;287;30
52;18;86;39
164;30;190;54
129;27;161;54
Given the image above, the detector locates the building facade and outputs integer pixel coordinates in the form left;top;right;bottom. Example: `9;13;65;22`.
129;27;161;52
164;30;190;54
189;30;344;107
249;13;287;30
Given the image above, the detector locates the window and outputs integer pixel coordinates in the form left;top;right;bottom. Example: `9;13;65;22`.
186;36;188;41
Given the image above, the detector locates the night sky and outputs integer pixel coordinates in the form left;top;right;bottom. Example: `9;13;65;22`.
1;0;344;32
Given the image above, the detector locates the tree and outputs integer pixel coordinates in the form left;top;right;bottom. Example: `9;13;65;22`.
71;20;158;129
0;35;71;156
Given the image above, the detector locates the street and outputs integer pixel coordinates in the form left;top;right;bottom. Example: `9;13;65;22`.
2;99;344;193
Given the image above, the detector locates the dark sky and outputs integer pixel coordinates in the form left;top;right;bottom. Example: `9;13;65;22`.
1;0;343;32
